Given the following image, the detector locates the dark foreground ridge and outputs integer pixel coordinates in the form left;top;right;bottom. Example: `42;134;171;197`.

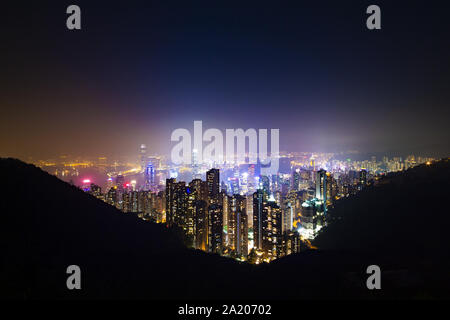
1;158;450;299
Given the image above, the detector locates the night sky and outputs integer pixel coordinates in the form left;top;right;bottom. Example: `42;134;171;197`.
1;0;449;159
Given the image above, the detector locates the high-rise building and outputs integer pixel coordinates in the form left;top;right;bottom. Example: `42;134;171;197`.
208;204;223;254
188;179;208;248
116;174;125;194
165;178;176;227
144;164;155;191
248;164;256;193
221;191;230;248
299;200;317;240
292;170;300;191
359;169;367;189
236;207;248;258
246;195;254;250
174;182;188;230
253;190;283;260
140;144;147;171
229;194;247;257
106;187;117;207
165;178;187;229
122;192;130;213
268;201;283;259
89;183;102;199
252;189;264;251
189;179;208;203
206;168;220;204
192;149;201;180
186;186;196;237
260;175;270;196
130;191;139;212
281;231;301;257
194;200;208;251
282;201;294;234
315;169;327;202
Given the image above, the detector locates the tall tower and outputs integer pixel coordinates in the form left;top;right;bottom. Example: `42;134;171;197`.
145;163;155;191
192;149;201;180
221;191;230;247
252;189;264;251
229;194;247;255
140;144;147;171
208;204;223;253
165;178;175;227
206;168;220;204
292;170;300;191
194;200;208;251
315;169;327;202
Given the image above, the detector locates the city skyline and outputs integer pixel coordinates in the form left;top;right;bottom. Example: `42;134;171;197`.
2;0;450;304
76;148;436;263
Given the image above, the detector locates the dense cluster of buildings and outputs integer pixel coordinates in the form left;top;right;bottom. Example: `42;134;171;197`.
53;147;434;263
85;165;374;263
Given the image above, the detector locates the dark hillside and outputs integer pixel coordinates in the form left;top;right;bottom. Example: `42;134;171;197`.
1;158;450;299
314;158;450;259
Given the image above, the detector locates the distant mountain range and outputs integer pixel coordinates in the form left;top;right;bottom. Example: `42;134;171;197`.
1;158;449;299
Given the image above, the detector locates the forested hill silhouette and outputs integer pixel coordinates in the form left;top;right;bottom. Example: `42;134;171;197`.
314;158;450;259
0;158;252;299
1;158;450;300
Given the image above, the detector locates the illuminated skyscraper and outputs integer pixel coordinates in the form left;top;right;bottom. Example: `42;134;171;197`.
229;194;247;257
260;175;270;196
116;175;125;193
292;170;300;191
299;199;319;240
165;178;176;227
145;163;155;191
281;231;301;257
122;192;130;213
89;183;102;199
310;157;316;171
208;204;223;254
282;201;294;234
359;169;367;190
252;199;283;259
189;179;208;203
265;201;282;259
252;189;264;251
206;168;220;204
194;200;208;251
192;149;201;180
140;144;147;171
186;186;196;237
174;182;188;230
246;195;254;250
236;207;248;258
221;191;230;247
165;178;187;229
130;191;139;212
106;187;117;207
248;164;256;193
315;169;327;202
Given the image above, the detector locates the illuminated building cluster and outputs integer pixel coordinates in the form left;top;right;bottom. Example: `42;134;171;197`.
38;146;436;263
